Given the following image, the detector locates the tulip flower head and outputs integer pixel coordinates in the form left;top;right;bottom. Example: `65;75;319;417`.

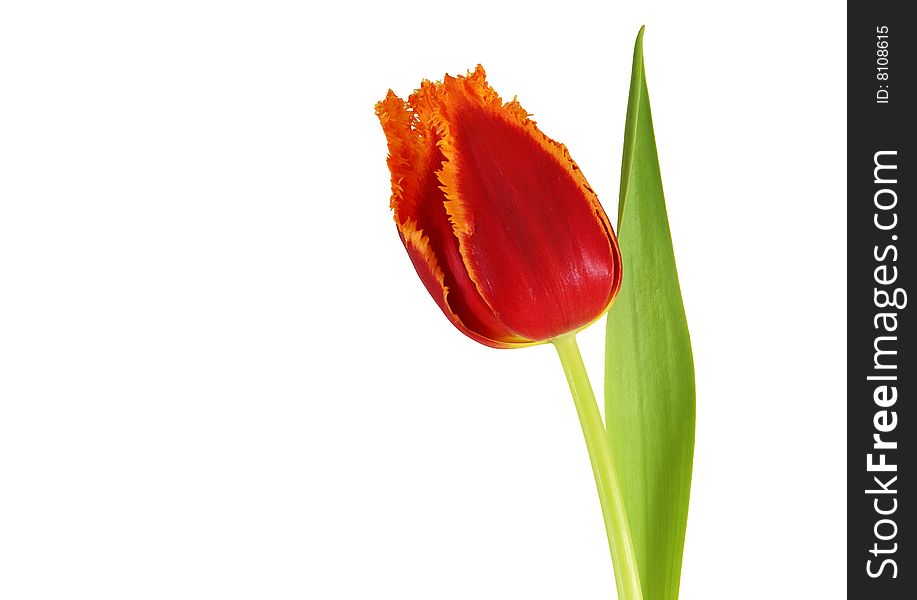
376;66;622;348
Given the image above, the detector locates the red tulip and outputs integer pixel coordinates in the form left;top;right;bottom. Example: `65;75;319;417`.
376;66;622;348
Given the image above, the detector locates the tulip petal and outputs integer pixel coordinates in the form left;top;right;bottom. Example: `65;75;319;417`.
432;67;622;341
376;89;535;348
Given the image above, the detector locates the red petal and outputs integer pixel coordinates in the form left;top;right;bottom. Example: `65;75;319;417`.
434;67;621;341
376;87;534;347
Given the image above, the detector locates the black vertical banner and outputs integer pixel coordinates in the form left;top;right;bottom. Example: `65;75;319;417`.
849;4;914;598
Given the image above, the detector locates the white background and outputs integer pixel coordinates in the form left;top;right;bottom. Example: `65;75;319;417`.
0;1;845;598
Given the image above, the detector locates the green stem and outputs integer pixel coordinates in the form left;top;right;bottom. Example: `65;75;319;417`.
553;333;643;600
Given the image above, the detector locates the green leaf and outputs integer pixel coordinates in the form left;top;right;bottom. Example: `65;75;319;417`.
605;27;695;600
